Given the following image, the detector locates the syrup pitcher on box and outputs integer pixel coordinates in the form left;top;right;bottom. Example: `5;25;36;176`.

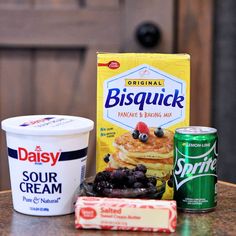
96;53;190;199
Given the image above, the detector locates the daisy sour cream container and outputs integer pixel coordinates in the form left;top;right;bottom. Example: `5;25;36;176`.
1;115;94;216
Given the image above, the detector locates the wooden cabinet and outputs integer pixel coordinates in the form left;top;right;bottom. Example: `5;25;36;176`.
0;0;213;190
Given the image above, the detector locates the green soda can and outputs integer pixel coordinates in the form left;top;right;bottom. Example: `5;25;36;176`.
173;126;218;212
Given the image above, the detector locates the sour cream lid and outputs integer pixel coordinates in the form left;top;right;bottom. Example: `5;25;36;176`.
1;115;94;136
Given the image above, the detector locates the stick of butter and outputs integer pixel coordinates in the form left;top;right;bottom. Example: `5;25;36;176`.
75;197;177;232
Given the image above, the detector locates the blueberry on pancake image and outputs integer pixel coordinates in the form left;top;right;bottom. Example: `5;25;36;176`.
107;122;174;180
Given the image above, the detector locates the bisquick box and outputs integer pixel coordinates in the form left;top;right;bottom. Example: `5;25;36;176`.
96;53;190;199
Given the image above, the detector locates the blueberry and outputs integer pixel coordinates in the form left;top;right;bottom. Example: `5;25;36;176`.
167;179;173;188
133;182;144;188
139;133;149;142
123;167;132;175
103;153;110;163
132;129;140;139
94;172;106;183
122;167;129;171
146;182;155;188
167;176;173;188
135;164;147;173
154;127;164;137
127;175;136;186
111;170;126;183
148;176;157;186
134;171;145;181
93;180;110;193
101;170;111;180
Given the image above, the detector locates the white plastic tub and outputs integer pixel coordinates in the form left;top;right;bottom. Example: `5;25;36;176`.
1;115;94;216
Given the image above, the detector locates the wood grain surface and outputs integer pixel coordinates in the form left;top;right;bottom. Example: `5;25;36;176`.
0;182;235;236
177;0;213;126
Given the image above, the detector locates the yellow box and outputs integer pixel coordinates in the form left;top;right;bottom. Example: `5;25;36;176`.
96;53;190;199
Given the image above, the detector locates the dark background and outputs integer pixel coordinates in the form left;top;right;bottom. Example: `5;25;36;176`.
213;0;236;183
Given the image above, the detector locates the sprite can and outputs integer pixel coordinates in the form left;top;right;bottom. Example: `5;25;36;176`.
173;126;218;212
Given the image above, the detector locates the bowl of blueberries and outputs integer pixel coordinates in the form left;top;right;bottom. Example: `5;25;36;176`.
78;164;166;199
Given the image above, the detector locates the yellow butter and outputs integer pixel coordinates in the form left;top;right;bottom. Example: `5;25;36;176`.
75;197;177;232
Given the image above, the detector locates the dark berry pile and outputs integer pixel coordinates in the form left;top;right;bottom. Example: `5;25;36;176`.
93;164;158;196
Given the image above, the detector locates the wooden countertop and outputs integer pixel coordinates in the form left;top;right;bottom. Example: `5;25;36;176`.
0;181;235;236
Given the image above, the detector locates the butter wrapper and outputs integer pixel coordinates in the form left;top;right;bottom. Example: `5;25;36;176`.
75;196;177;232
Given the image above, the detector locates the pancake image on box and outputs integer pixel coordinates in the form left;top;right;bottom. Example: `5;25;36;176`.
108;126;174;179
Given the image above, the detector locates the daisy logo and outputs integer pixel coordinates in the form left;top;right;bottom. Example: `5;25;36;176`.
18;146;61;166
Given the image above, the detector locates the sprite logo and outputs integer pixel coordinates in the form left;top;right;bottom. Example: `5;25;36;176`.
174;142;218;190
